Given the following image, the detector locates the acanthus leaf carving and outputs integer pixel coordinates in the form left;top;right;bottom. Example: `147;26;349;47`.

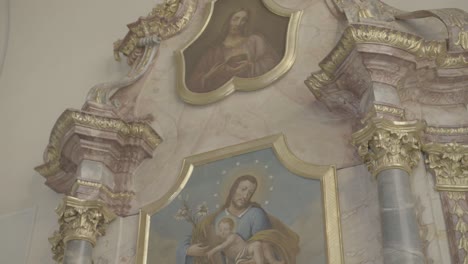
352;118;425;176
49;197;116;263
423;142;468;190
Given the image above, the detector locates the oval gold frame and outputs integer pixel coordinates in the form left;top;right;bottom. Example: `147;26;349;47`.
176;0;303;105
136;134;344;264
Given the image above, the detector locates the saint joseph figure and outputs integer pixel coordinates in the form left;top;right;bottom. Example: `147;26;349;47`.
176;175;300;264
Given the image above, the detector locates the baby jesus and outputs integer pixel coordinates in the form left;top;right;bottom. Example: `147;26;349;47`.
206;217;284;264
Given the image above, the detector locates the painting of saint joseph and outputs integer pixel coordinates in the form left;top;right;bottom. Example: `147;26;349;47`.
146;146;327;264
177;175;300;264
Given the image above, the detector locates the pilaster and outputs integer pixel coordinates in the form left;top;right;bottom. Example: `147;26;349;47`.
423;135;468;264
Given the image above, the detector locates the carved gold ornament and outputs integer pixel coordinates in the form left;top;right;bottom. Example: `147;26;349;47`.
35;109;161;179
113;0;197;62
49;197;116;263
423;142;468;191
352;118;425;177
85;0;197;106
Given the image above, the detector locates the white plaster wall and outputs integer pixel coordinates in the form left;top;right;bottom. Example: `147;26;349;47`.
0;0;9;76
0;0;468;263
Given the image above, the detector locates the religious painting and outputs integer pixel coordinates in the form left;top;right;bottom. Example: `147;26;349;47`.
136;134;344;264
176;0;302;105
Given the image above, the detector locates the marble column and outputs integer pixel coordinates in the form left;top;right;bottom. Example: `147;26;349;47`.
353;118;425;264
63;240;93;264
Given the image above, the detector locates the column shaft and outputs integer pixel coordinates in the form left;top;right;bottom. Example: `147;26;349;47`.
377;169;424;264
63;240;93;264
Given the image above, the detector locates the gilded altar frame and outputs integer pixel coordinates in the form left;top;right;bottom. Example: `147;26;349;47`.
136;134;344;264
175;0;303;105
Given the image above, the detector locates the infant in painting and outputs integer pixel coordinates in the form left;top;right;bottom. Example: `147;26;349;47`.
206;217;284;264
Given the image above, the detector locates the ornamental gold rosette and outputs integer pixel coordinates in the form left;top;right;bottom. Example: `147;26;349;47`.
352;118;425;177
423;142;468;191
49;197;116;263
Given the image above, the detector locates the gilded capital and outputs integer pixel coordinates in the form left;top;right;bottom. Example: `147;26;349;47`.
352;118;425;177
423;142;468;191
49;197;116;263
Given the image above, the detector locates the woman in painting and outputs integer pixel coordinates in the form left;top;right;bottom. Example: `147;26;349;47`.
187;8;281;93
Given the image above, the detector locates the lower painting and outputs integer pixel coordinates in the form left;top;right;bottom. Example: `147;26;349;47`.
136;134;343;264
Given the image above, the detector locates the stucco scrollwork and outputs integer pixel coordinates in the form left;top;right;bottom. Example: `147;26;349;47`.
352;118;425;177
49;197;116;263
85;0;197;107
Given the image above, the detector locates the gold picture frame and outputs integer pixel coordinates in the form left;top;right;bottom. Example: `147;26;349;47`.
136;134;344;264
176;0;303;105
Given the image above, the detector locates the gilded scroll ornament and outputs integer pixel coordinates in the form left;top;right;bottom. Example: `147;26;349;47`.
423;143;468;191
113;0;197;62
49;197;116;263
352;118;425;177
85;0;197;106
35;109;161;179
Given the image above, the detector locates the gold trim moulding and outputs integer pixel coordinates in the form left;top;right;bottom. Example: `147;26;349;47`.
353;118;426;142
305;24;468;94
135;134;344;264
35;109;162;178
426;126;468;135
435;185;468;192
175;0;303;105
57;196;117;221
362;103;406;123
72;180;135;199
